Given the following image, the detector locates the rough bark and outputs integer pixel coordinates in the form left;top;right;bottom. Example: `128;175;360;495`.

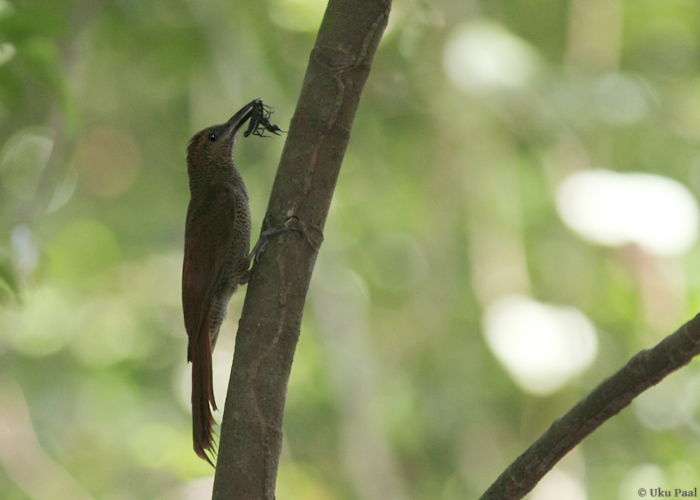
212;0;391;498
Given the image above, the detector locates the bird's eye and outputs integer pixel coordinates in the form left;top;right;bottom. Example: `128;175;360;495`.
209;134;217;142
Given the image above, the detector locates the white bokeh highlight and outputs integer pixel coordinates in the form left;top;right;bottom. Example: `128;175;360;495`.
633;371;694;431
593;73;651;125
556;170;699;256
483;295;598;395
443;21;539;93
526;469;587;500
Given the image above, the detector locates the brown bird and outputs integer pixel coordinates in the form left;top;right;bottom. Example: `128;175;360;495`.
182;99;280;465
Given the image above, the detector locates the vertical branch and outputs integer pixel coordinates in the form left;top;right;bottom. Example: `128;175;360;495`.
212;0;391;498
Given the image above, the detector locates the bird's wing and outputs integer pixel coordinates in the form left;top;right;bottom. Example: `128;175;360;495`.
182;183;237;361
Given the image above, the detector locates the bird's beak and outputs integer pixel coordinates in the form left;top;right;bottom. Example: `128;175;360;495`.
224;100;257;141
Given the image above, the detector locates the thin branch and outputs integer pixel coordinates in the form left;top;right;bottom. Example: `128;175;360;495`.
211;0;391;498
479;312;700;500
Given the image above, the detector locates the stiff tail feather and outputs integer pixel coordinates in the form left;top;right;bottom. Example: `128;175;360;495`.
191;319;217;466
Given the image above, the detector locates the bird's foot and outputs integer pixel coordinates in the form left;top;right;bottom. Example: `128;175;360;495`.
249;215;323;263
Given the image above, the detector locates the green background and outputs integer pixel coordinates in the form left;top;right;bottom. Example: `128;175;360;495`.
2;0;700;498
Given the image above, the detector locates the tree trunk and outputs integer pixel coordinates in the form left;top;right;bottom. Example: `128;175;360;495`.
212;0;392;498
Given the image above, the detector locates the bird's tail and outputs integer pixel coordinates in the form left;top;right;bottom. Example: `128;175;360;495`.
191;318;217;466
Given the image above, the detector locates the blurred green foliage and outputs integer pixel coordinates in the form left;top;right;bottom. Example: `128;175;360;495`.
2;0;700;499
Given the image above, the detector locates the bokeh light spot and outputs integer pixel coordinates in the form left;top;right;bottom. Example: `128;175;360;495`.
619;465;666;500
7;286;74;357
483;295;597;395
0;128;53;200
528;469;587;500
556;170;699;256
11;225;39;275
0;42;16;65
593;73;650;125
443;21;539;94
633;371;693;431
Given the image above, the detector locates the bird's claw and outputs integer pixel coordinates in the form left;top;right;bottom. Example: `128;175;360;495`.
249;215;323;264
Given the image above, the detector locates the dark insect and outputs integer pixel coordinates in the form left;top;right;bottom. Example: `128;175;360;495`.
244;99;284;138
